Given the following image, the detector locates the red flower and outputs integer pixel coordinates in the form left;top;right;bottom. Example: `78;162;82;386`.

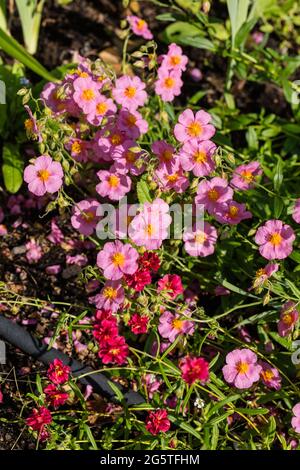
0;387;3;404
128;313;149;334
157;274;183;299
180;356;209;385
26;406;52;441
44;384;69;409
139;252;160;271
99;335;128;365
47;358;70;385
145;409;170;435
93;317;118;342
125;268;151;291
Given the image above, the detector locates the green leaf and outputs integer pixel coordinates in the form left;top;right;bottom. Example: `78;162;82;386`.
2;142;24;193
83;424;98;450
273;157;283;192
273;196;284;219
207;394;240;418
235;17;258;47
168;415;202;440
136;180;152;204
163;21;216;51
0;27;56;81
107;380;124;402
15;0;45;55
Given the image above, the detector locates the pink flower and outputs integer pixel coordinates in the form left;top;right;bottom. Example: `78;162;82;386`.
44;384;69;409
255;219;295;260
25;238;43;263
214;201;252;225
222;348;262;389
47;359;70;385
94;126;129;162
91;281;124;313
145;409;170;435
158;310;194;343
231;161;262;190
48;218;64;244
66;138;90;162
180;356;209;385
151;140;176;167
278;301;299;337
292;199;300;224
97;240;139;280
142;374;161;399
174;108;215;143
117;109;148;139
66;253;88;267
125;269;151;292
71;199;101;236
87;95;116;126
127;15;153;40
129;199;172;250
154;161;189;193
183;222;217;257
155;68;183;102
195;177;233;215
26;406;52;441
258;361;281;390
161;43;188;73
253;263;279;288
215;285;230;296
292;403;300;433
157;274;183;299
96;170;131;201
252;31;264;44
179;140;216;177
113;75;147;111
73;76;100;114
112;142;146;176
24;155;63;196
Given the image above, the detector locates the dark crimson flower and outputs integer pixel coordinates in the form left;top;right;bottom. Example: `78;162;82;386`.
125;268;151;291
180;356;210;385
44;384;69;409
128;313;149;334
145;409;170;435
157;274;183;299
98;335;128;365
139;252;160;272
26;406;52;441
47;358;70;385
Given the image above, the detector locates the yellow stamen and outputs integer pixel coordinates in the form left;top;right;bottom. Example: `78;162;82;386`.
236;361;249;374
193;150;207;164
82;89;95;101
103;287;117;299
24;119;34;131
96;102;108;115
269;233;282;246
208;189;219;201
71;141;82;154
195;232;207;244
164;77;175;89
112;252;125;267
110;133;122;145
124;86;136;98
169;55;181;66
187;121;202;138
108;175;120;188
37;169;50;182
241;170;254;182
228;205;239;218
83;211;95;223
166;173;179;183
172;318;184;330
161;150;173;161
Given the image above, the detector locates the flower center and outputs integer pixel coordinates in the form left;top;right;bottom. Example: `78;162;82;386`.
195;232;207;244
136;19;146;30
169;55;181;66
96;102;108;115
126;114;137;126
24;119;34;131
77;71;89;78
187;121;202;138
228;205;239;218
161;149;173;161
108;175;120;188
112;252;125;267
282;313;293;326
268;232;282;246
208;189;219;201
164;77;175;89
166;173;179;183
145;224;154;236
103;287;117;299
193;150;207;164
236;361;249;374
124;86;136;98
83;211;95;223
125;150;136;163
110;133;122;145
261;369;274;381
172;318;184;330
37;169;50;182
82;88;95;101
241;170;254;182
71;141;82;154
110;347;120;356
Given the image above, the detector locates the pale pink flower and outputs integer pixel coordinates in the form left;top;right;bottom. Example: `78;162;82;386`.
87;95;116;126
112;75;147;111
92;281;124;313
71;199;101;236
253;263;279;288
127;15;153;40
278;301;299;337
112;142;146;176
161;43;188;72
158;310;194;343
66;254;88;267
96;170;131;201
151;140;177;168
94;126;129;162
155;68;183;102
259;361;281;390
255;220;295;260
66;138;90;162
128;199;172;250
179;140;216;177
47;218;64;245
73;76;101;114
231;161;262;190
183;222;217;257
154;161;189;193
292;199;300;224
174;108;215;143
222;348;262;389
97;240;139;280
292;403;300;433
195;177;233;215
214;201;252;225
157;274;183;299
25;239;42;264
24;155;63;196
